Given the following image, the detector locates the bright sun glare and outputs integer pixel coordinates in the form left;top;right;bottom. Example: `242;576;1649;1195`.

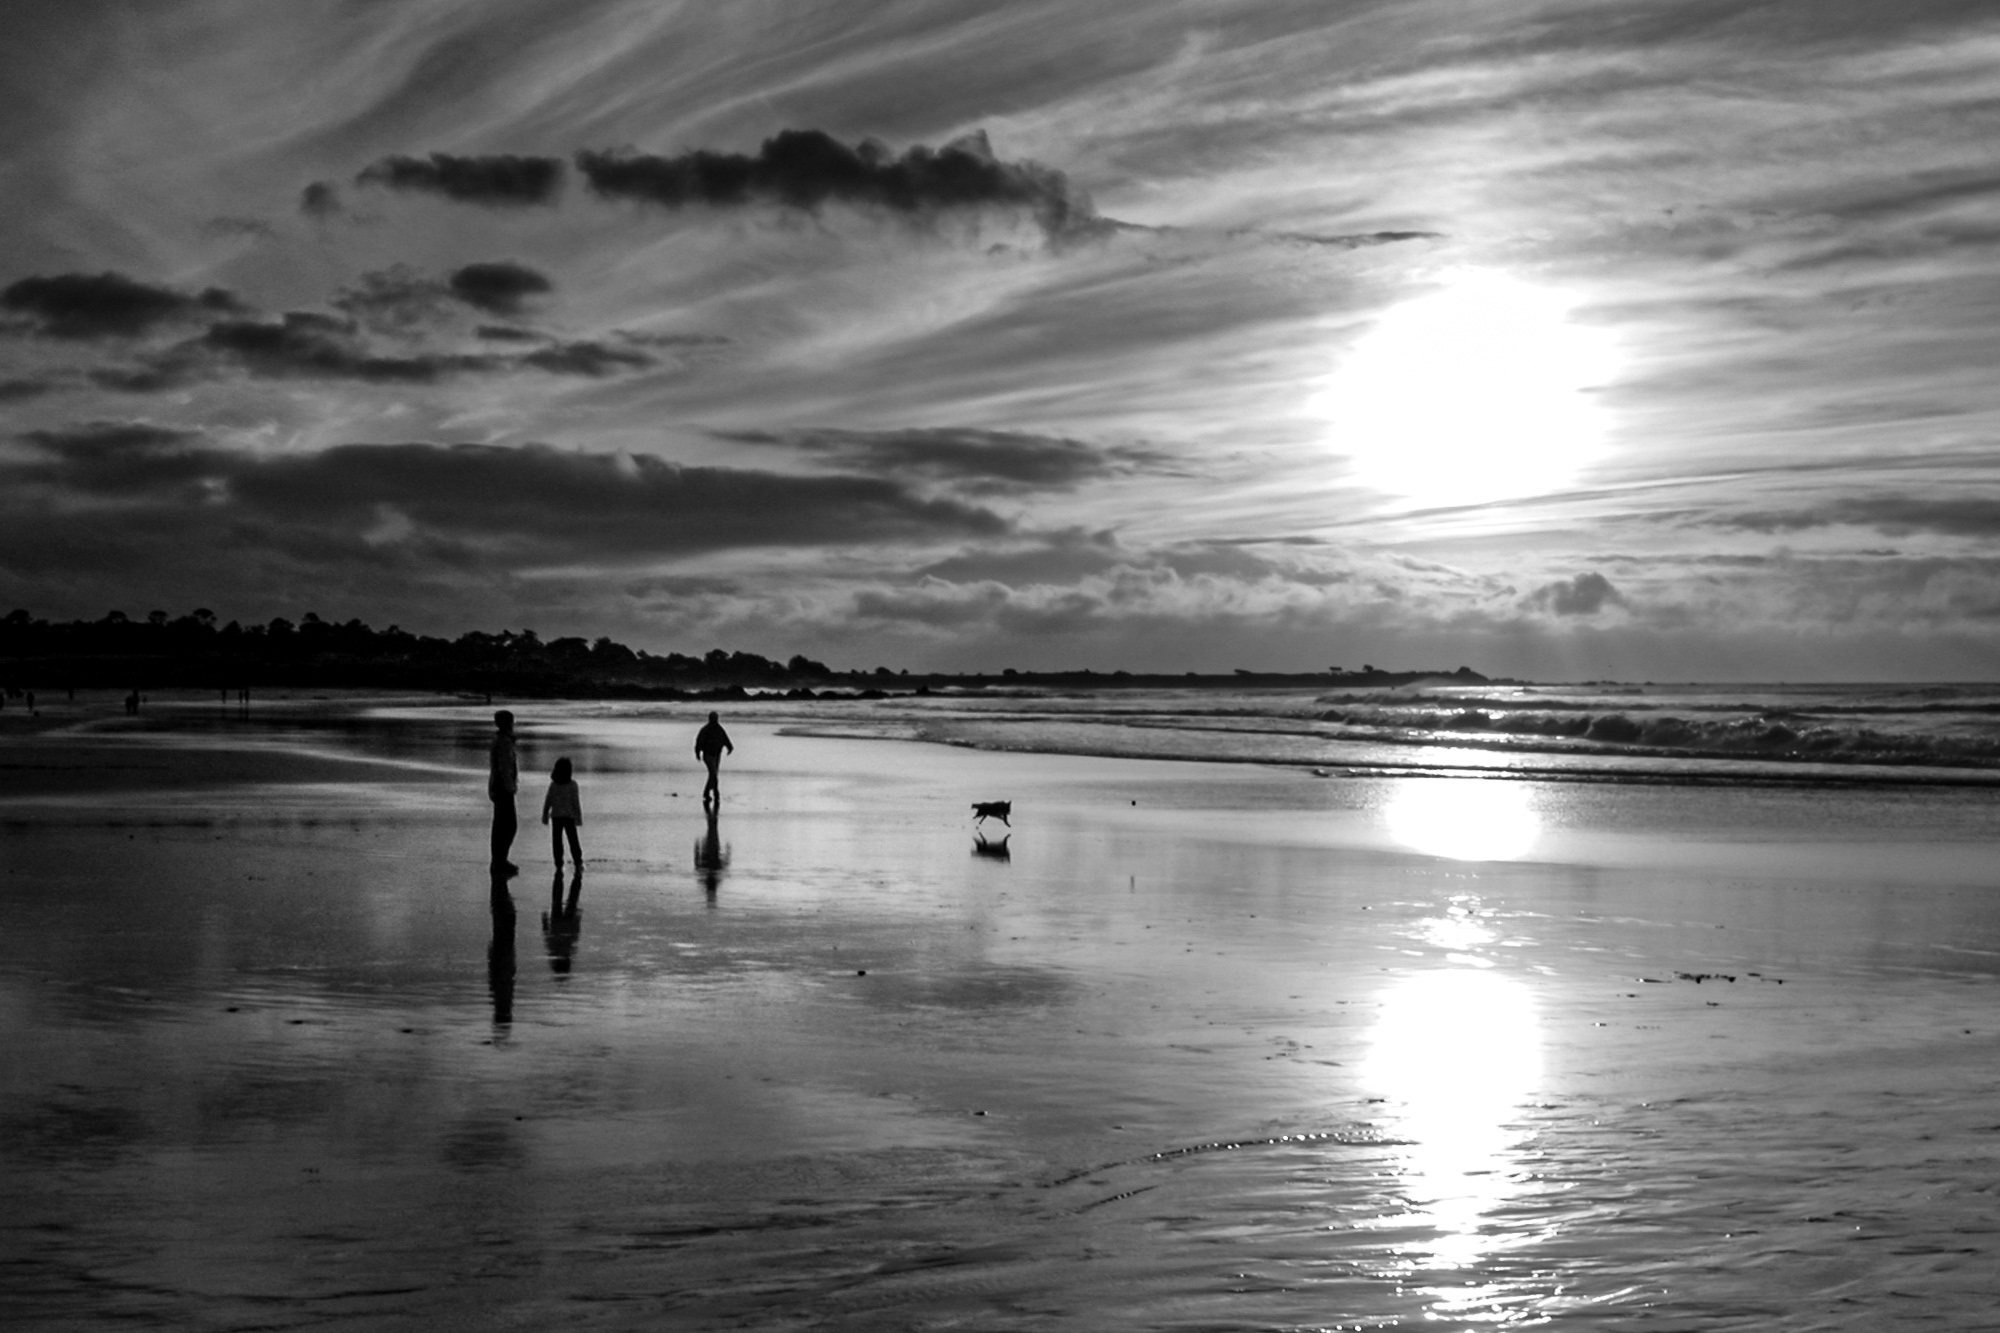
1384;778;1541;861
1321;270;1614;507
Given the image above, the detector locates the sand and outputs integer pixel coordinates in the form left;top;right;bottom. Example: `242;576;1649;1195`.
4;698;1999;1329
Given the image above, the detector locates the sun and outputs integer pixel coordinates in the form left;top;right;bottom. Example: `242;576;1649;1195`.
1319;270;1614;507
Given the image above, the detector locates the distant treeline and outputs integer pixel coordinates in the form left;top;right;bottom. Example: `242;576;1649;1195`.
0;607;1494;698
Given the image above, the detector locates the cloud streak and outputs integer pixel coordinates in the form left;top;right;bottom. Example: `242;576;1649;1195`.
1710;497;2000;537
576;129;1105;241
2;265;657;392
10;432;1008;557
355;152;564;206
2;273;239;339
200;314;498;383
723;427;1179;494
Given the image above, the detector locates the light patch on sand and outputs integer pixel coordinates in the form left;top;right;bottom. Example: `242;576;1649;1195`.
1363;967;1543;1269
1383;777;1541;861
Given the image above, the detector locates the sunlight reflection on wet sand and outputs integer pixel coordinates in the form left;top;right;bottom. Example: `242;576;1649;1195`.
1383;775;1542;861
1364;964;1543;1275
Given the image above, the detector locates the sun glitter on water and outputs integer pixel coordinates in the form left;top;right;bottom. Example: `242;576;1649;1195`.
1319;270;1615;507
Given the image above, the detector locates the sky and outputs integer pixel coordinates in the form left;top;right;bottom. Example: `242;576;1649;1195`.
5;0;2000;680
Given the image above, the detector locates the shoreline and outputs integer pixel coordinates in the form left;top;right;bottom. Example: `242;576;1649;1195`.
778;721;2000;788
10;688;2000;797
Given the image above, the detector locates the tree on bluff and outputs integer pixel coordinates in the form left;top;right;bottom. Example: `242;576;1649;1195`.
0;607;841;690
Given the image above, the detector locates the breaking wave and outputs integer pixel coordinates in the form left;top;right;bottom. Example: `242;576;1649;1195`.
1317;702;2000;768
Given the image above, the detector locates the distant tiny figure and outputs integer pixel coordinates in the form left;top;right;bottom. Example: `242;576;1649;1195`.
971;800;1012;827
541;756;584;870
694;711;734;807
125;689;140;716
489;709;519;873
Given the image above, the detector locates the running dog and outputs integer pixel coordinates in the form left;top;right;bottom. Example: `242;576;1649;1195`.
970;800;1012;827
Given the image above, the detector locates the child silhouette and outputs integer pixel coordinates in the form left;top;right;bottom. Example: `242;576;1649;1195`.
540;756;584;871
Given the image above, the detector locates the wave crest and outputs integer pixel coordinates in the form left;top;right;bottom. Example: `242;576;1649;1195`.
1318;705;2000;768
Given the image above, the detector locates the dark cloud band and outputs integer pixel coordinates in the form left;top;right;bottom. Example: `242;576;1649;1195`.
576;129;1103;239
2;272;240;339
201;314;497;383
356;152;564;206
9;434;1008;557
448;260;552;314
1711;497;2000;537
0;261;649;388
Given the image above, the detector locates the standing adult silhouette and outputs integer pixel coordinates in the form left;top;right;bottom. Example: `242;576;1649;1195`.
694;711;734;807
489;710;519;873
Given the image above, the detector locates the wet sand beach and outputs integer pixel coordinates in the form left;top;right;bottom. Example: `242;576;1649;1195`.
4;698;2000;1329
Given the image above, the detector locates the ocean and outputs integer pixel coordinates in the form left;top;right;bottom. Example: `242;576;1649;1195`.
806;679;2000;784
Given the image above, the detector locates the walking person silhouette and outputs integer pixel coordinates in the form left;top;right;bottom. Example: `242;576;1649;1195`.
694;711;733;807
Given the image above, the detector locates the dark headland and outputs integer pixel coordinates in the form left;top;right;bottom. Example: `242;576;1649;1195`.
0;608;1507;701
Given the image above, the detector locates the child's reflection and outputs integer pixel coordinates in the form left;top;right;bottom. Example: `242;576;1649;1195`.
541;867;583;975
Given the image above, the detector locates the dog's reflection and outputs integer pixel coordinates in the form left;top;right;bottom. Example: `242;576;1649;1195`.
972;832;1011;861
541;867;583;975
695;804;729;899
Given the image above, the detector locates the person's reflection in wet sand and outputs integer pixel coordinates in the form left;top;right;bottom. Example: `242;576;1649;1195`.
973;832;1011;861
541;867;583;975
488;871;516;1030
695;804;729;902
